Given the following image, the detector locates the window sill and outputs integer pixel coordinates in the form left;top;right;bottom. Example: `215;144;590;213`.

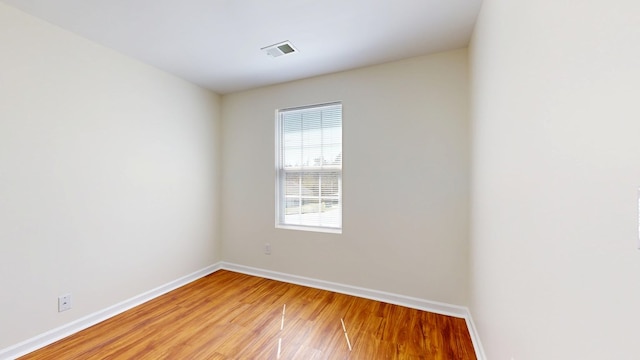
275;224;342;234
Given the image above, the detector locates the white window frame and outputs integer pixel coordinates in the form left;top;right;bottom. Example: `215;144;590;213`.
275;102;342;234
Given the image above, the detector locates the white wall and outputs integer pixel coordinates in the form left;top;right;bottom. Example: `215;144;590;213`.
470;0;640;358
0;3;221;349
221;49;470;305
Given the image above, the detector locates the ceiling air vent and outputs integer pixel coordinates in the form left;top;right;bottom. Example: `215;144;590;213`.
261;41;297;58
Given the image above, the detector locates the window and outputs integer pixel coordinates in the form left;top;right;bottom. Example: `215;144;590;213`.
276;102;342;233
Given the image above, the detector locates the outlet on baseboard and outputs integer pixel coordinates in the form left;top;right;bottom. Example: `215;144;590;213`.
264;243;271;255
58;294;72;312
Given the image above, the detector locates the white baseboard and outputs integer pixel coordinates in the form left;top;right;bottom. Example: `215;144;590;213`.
464;311;487;360
221;262;467;317
1;262;485;360
219;262;485;359
0;263;222;360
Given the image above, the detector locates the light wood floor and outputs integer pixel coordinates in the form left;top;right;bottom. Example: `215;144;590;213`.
20;270;476;359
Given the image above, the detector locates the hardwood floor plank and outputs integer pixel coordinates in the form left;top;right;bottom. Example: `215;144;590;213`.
19;270;476;359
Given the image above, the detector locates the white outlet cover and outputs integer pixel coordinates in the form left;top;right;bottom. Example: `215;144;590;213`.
58;294;72;312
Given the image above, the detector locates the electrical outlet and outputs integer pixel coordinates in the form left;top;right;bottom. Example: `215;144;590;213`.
264;243;271;255
58;294;72;312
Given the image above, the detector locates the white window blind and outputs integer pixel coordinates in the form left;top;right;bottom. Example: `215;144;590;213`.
276;102;342;232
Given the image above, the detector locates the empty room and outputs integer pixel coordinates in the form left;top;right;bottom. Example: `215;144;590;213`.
0;0;638;359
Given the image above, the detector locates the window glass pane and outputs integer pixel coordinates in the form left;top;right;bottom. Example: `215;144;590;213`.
277;103;342;231
320;172;340;197
302;112;322;147
282;148;301;168
302;146;322;168
284;198;300;215
318;205;341;227
301;172;319;197
285;173;300;196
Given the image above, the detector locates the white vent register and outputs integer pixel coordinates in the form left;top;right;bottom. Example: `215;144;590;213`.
261;41;297;57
